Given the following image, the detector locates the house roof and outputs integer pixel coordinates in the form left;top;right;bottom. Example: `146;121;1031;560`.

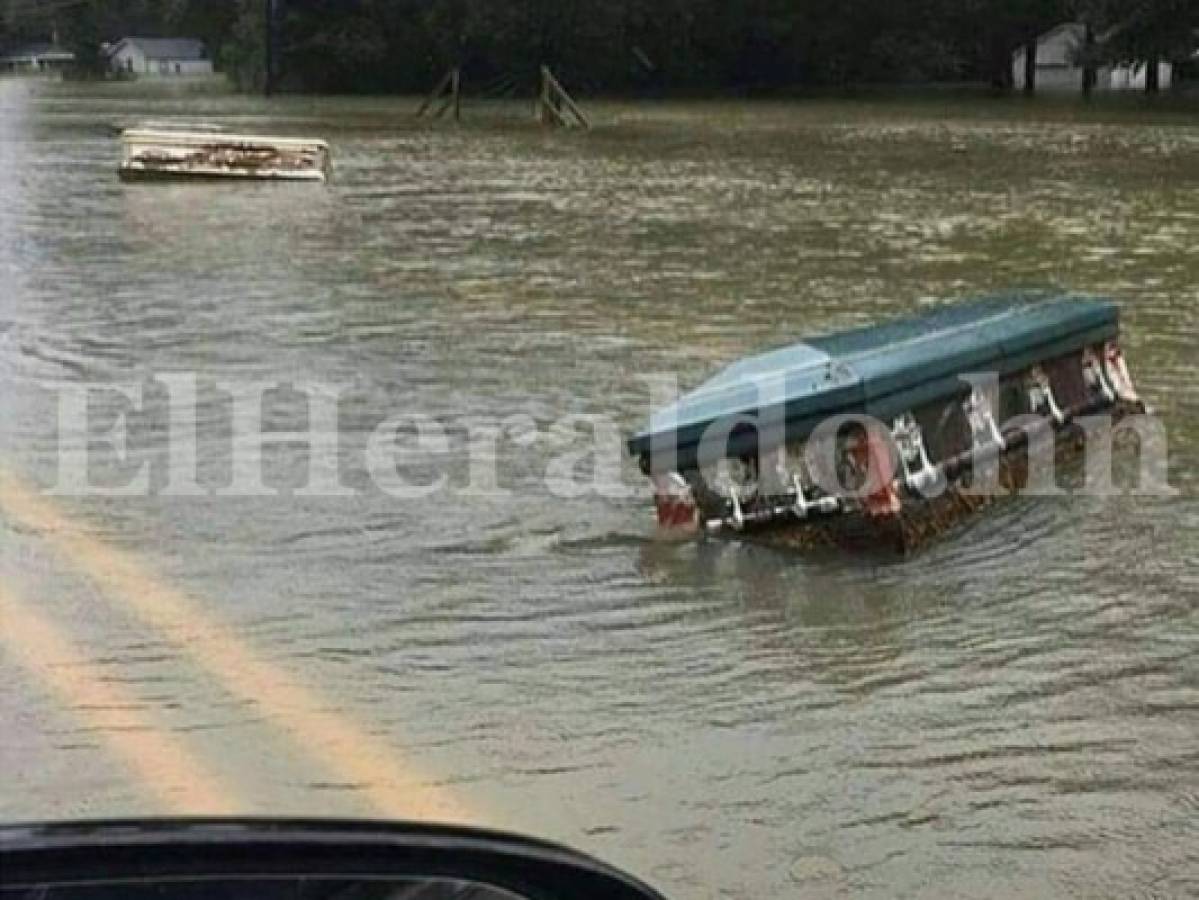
0;43;76;63
106;37;208;61
1033;23;1089;66
1038;22;1087;46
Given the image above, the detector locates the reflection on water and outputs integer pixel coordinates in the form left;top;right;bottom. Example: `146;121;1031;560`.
1;81;1197;898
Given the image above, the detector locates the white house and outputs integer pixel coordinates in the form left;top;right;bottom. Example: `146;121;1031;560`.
105;37;214;78
0;43;75;76
1107;60;1175;90
1012;23;1173;93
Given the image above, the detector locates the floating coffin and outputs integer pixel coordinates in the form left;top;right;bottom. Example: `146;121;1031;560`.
119;129;332;183
628;294;1144;551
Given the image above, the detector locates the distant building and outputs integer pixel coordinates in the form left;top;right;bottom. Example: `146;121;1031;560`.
0;43;76;76
1012;23;1174;93
105;38;214;78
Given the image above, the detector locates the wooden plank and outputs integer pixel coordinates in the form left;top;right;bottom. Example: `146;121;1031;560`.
416;68;454;117
540;66;590;130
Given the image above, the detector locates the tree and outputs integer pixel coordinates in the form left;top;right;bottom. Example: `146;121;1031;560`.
4;0;1187;96
1075;0;1199;93
942;0;1068;91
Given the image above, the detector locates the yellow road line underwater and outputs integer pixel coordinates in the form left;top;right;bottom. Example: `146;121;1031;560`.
0;584;237;815
0;469;481;825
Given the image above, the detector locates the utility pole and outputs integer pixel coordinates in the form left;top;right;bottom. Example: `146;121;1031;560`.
264;0;276;96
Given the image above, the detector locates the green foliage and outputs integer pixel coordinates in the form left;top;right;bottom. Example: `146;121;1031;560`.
2;0;1194;92
1097;0;1199;63
222;0;265;90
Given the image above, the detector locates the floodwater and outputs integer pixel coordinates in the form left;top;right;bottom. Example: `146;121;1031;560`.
1;81;1197;898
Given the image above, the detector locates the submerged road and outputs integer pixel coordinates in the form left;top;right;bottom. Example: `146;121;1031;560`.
1;580;235;815
2;81;1197;898
0;467;480;824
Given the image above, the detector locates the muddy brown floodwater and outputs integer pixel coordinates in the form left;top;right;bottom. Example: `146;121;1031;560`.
1;81;1197;898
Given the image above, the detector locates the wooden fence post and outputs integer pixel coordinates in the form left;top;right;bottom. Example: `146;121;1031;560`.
536;65;590;130
416;67;460;119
